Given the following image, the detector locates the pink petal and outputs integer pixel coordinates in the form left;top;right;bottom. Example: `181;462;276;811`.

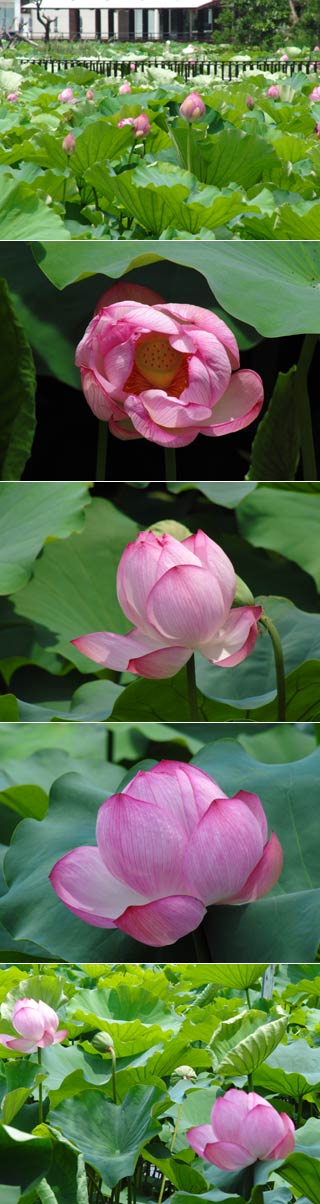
96;791;187;896
187;1124;215;1157
128;644;191;678
49;845;147;925
116;894;206;946
264;1114;295;1161
235;790;268;843
52;1029;68;1045
203;370;264;435
147;564;227;646
241;1103;285;1159
199;605;262;667
182;336;231;404
225;831;283;904
116;530;200;632
79;370;114;421
211;1092;250;1142
141;385;213;431
183;530;236;614
204;1140;254;1170
106;301;180;336
124;393;197;447
103;339;134;391
108;415;140;441
122;761;225;835
71;629;170;671
13;1002;44;1042
94;283;164;313
183;796;264;905
159;303;240;368
0;1035;37;1052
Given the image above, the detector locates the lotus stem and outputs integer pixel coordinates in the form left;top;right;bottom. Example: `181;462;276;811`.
295;333;318;481
164;447;176;481
186;654;199;721
158;1103;183;1204
37;1046;43;1124
259;613;286;721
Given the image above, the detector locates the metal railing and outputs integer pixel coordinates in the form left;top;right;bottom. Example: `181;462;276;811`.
19;57;319;77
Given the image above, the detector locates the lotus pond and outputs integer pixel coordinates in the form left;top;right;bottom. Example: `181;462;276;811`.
1;59;320;238
0;961;320;1202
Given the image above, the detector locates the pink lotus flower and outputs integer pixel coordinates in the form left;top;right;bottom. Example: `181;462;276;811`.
180;91;206;121
71;528;262;680
266;85;280;99
314;45;320;52
134;113;151;136
86;88;94;100
58;86;74;102
280;54;289;62
7;92;19;102
0;998;67;1053
310;85;320;101
62;132;76;153
246;94;255;109
119;80;131;94
75;283;264;447
117;117;135;128
50;762;283;946
187;1088;295;1170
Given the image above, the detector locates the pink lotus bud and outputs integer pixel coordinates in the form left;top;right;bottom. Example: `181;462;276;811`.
50;760;283;946
7;92;19;102
187;1089;295;1169
62;132;76;153
314;45;320;51
180;91;206;121
246;94;254;109
75;282;264;445
0;998;67;1053
310;85;320;102
119;80;131;94
133;113;151;136
266;85;280;99
117;117;135;128
130;62;135;71
70;526;264;678
280;53;289;61
58;86;74;103
86;88;94;100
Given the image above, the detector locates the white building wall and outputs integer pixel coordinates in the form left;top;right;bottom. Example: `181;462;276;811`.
80;7;95;35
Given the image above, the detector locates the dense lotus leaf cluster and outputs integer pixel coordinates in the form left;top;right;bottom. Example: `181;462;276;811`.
0;63;320;239
0;961;319;1202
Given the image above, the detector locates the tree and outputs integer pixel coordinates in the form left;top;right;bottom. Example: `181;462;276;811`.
35;0;56;42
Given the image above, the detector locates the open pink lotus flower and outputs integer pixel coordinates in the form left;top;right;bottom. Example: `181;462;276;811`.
50;761;283;946
0;998;67;1053
310;85;320;102
75;283;264;447
72;528;262;680
187;1088;295;1170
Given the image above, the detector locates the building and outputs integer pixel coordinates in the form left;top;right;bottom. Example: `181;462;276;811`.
18;0;221;41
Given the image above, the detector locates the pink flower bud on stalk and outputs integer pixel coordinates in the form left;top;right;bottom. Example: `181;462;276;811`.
62;132;76;153
119;80;131;94
7;92;19;102
75;282;264;446
246;94;254;109
180;90;206;121
50;759;283;946
86;88;94;100
133;113;151;136
187;1089;295;1170
266;85;280;99
0;998;67;1053
310;85;320;101
58;86;74;102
